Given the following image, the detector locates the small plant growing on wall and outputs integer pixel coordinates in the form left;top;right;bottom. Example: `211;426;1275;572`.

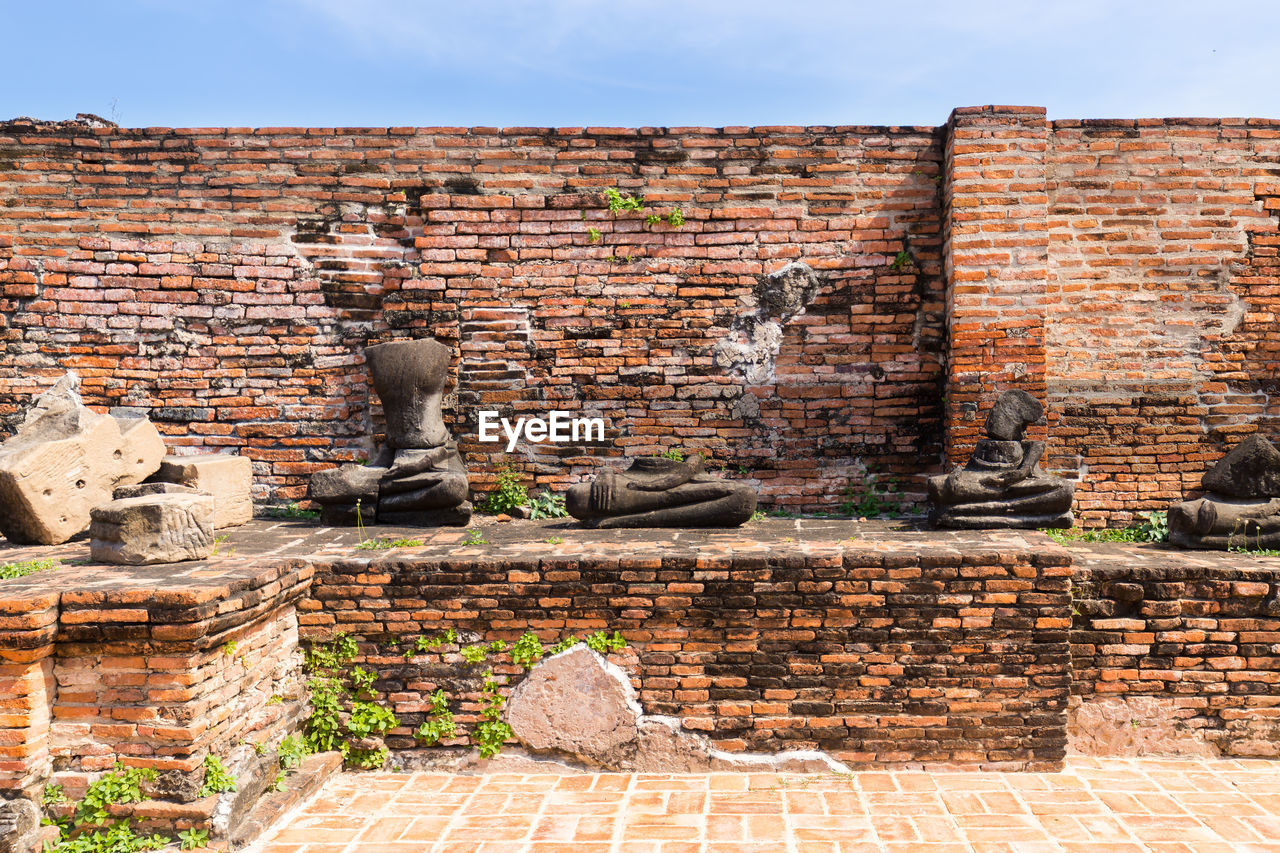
580;186;686;262
318;629;629;762
300;633;400;769
481;463;528;514
838;470;903;518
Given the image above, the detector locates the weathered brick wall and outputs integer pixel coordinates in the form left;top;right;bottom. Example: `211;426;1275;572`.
3;110;1280;521
50;606;300;777
301;538;1074;770
1046;119;1280;524
0;120;947;512
1070;556;1280;756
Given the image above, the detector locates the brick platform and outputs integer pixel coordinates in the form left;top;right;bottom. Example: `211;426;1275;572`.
6;519;1280;848
301;521;1073;770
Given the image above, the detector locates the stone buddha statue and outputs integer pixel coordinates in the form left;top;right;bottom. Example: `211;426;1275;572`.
566;455;757;528
927;390;1074;529
309;338;471;526
1169;434;1280;550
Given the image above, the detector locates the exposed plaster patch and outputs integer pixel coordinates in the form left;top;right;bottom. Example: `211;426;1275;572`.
714;262;823;384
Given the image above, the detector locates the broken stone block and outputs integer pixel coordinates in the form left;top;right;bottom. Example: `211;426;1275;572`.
0;373;165;545
150;453;253;527
566;455;757;529
89;483;215;565
0;798;39;853
1200;434;1280;498
506;646;642;767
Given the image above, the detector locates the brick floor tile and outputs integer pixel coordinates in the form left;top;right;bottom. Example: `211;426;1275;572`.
352;815;413;843
969;843;1064;853
704;813;745;841
820;791;863;814
666;792;707;814
708;793;785;814
744;813;789;840
1243;814;1280;836
854;772;897;792
573;815;617;841
709;773;751;791
940;791;989;814
449;814;535;840
590;773;632;792
530;814;578;841
790;814;876;841
913;816;963;843
270;827;362;845
1200;814;1266;842
785;790;827;813
1118;815;1222;842
400;816;454;840
868;814;920;841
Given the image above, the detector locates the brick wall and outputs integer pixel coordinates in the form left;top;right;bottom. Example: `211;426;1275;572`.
0;120;947;513
1070;554;1280;757
942;107;1050;463
301;537;1074;770
1046;119;1280;524
2;110;1280;522
0;558;312;826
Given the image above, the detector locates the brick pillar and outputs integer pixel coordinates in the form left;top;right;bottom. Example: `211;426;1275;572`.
942;106;1050;465
0;592;58;797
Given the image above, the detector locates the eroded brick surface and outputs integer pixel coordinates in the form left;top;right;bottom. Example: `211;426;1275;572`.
1070;541;1280;757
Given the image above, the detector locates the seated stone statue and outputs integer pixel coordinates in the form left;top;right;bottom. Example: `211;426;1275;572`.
566;456;757;528
309;338;471;527
927;390;1074;529
1169;434;1280;550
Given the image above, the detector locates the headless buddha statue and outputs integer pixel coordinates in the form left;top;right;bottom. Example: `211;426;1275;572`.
566;456;757;528
927;390;1074;529
309;338;471;527
1169;434;1280;550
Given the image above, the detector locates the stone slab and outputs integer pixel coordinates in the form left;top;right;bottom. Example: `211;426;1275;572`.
89;490;215;565
150;453;253;527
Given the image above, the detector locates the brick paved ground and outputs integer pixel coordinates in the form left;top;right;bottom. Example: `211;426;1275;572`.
248;757;1280;852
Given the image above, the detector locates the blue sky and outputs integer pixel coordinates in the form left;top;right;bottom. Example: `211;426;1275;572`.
4;0;1279;128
